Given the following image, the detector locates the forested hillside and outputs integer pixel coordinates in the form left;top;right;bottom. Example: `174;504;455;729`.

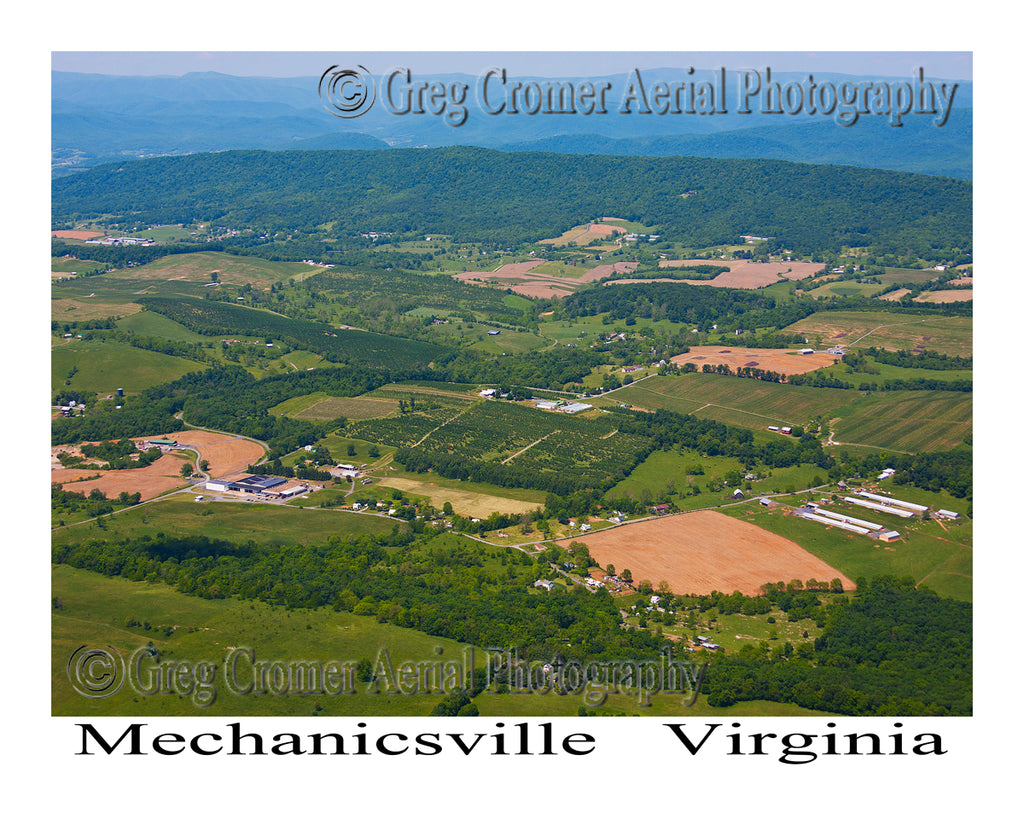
51;147;971;255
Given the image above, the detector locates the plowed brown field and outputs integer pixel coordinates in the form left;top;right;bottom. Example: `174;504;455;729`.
50;430;266;501
575;510;853;596
669;346;841;376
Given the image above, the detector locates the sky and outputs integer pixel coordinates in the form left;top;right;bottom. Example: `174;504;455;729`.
51;50;973;80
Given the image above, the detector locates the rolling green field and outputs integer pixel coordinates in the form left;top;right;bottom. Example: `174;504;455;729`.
618;373;854;429
51;337;206;396
52;564;476;717
617;373;970;453
830;391;972;452
116;309;209;342
114;251;312;287
270;392;399;421
786;311;972;356
470;328;547;355
52;494;401;548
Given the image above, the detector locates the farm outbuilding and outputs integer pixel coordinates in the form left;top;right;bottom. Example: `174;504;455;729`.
809;508;883;531
844;496;914;518
800;511;872;535
855;490;928;513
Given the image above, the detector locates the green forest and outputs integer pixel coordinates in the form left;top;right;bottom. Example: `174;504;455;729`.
51;147;971;256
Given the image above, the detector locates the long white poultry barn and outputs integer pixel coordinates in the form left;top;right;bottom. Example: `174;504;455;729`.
844;496;915;518
801;512;872;534
855;491;929;512
810;508;884;531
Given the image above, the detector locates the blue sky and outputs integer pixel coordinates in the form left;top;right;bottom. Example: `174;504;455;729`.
51;51;972;81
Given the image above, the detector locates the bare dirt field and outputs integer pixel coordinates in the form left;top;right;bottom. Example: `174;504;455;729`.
539;222;626;246
377;477;542;518
575;510;854;596
914;289;973;303
51;452;190;501
50;431;266;501
454;260;639;298
172;430;266;478
657;259;824;289
669;346;842;376
51;230;106;240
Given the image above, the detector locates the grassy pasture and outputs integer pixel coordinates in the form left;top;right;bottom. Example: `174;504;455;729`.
270;393;399;421
116;309;207;342
52;297;142;322
51;564;476;717
52;273;215;302
830;391;971;453
470;328;547;355
52;494;400;549
51;337;205;396
617;374;854;429
809;280;887;299
786;311;972;356
115;251;310;287
835;360;971;389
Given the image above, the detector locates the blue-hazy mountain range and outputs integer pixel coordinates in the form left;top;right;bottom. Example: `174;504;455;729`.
52;69;971;179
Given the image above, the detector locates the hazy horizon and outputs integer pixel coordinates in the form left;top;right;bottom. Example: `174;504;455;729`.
51;51;973;81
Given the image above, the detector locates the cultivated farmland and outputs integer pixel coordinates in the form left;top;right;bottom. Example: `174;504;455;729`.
786;311;972;356
829;391;972;452
575;511;854;596
670;346;842;376
617;373;856;429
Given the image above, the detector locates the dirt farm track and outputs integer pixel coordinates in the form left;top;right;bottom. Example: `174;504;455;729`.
575;511;854;596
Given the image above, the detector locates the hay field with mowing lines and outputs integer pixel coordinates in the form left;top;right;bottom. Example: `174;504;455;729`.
830;391;972;452
52;298;142;322
574;511;853;596
914;289;973;303
618;374;856;429
105;251;311;287
294;395;399;421
786;311;972;356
